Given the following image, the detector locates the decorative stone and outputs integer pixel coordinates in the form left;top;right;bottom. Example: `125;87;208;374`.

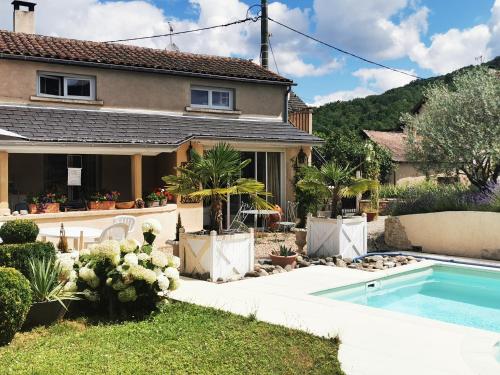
245;271;259;277
326;262;336;267
335;259;347;267
258;269;269;277
284;264;293;272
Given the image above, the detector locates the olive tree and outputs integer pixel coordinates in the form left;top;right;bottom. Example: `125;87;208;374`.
403;67;500;190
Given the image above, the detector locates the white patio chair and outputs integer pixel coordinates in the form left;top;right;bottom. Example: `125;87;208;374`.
229;202;251;232
84;223;128;248
277;201;297;232
113;215;136;234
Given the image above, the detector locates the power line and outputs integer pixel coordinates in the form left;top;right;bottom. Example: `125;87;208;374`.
269;36;280;74
268;17;423;80
104;17;259;43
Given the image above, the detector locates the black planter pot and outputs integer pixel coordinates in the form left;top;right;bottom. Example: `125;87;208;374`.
22;300;71;330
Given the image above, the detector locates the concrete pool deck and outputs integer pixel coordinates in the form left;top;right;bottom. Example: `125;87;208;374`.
170;261;500;375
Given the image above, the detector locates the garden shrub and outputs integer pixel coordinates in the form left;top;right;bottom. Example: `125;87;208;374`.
0;242;56;277
0;267;32;346
0;219;39;244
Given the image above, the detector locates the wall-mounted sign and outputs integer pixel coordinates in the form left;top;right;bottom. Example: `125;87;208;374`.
68;168;82;186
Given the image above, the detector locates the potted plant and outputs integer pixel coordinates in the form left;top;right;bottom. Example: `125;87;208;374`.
166;213;182;257
364;186;380;222
270;245;297;268
22;257;78;329
298;162;377;258
28;193;67;214
88;191;120;210
145;192;161;208
154;188;172;206
163;143;271;280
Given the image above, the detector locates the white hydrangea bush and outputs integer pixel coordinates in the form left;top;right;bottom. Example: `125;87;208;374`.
75;226;181;312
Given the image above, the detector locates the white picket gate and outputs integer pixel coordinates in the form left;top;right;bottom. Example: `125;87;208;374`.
179;229;254;281
306;214;367;259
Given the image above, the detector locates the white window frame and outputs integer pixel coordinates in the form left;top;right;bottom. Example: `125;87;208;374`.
190;86;234;110
37;72;96;100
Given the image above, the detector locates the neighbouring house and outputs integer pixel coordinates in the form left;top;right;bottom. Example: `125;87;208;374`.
0;2;321;243
288;91;313;134
362;130;428;185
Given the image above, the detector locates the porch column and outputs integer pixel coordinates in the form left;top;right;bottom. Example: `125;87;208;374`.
0;151;9;215
131;154;142;200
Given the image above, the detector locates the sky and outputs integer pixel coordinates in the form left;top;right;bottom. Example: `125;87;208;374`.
0;0;499;106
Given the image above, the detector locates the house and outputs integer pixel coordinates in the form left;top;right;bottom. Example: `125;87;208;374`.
0;1;321;243
288;91;313;134
362;130;427;185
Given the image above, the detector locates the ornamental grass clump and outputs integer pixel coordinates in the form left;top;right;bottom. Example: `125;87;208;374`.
75;220;180;316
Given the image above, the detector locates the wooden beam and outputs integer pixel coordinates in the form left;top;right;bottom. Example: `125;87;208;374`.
131;154;142;200
0;151;9;214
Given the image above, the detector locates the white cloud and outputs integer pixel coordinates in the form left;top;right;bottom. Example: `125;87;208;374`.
309;67;416;106
310;87;376;106
0;0;340;79
409;25;492;74
313;0;429;60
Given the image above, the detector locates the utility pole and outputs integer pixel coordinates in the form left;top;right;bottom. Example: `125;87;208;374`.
260;0;269;69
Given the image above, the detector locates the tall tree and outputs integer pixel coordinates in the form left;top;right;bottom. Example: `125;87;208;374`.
403;67;500;190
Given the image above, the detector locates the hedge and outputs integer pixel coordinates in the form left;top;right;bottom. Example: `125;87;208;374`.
0;219;39;244
0;267;32;346
0;242;56;277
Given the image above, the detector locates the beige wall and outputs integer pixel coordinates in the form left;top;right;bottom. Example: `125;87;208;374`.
393;162;427;185
0;59;285;118
386;211;500;260
285;146;311;204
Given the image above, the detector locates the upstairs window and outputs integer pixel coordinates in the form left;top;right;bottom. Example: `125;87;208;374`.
38;73;95;100
191;87;233;110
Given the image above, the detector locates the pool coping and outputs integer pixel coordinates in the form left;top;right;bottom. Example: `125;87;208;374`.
170;261;500;375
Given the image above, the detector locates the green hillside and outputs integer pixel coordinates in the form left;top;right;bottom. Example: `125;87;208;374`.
313;57;500;134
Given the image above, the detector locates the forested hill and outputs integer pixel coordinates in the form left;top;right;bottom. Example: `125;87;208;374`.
313;57;500;134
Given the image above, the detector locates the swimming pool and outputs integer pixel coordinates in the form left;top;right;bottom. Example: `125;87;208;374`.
313;264;500;332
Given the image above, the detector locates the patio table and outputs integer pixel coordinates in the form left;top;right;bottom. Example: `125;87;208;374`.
241;209;280;230
39;226;102;251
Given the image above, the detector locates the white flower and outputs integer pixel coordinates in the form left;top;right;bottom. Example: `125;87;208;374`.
153;267;163;276
69;270;78;282
151;250;168;268
63;281;77;293
164;267;180;280
56;254;75;280
89;240;121;265
124;253;139;266
120;238;140;253
169;278;180;291
129;265;157;284
142;219;162;235
79;266;96;282
106;277;113;286
167;254;181;269
157;274;170;291
137;252;150;262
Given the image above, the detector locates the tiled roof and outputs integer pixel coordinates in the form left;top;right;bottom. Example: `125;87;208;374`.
0;30;292;84
363;130;408;162
288;91;310;113
0;105;323;146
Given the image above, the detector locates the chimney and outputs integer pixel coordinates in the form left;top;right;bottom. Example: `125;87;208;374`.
12;1;36;34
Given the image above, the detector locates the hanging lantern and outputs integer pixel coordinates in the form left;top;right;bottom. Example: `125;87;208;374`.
297;148;307;166
186;142;193;162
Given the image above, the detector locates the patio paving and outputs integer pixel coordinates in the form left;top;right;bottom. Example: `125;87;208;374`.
171;262;500;375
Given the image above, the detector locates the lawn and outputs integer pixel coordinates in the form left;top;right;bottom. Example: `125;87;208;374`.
0;302;344;375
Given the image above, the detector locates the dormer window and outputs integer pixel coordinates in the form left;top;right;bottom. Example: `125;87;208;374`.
191;86;233;110
37;72;96;100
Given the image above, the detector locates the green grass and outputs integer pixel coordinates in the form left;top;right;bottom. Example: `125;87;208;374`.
0;302;343;375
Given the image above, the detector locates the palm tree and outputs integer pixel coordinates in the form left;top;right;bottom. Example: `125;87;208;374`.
297;162;378;218
162;143;271;235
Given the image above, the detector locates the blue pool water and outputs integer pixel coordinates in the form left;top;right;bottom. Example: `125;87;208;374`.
314;265;500;332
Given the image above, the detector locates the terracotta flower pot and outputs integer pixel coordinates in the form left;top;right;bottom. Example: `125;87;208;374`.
115;201;135;209
294;229;307;253
28;202;60;214
270;252;297;268
88;201;116;210
22;300;70;330
365;211;378;222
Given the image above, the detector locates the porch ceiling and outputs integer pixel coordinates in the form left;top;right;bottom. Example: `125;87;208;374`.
0;105;323;150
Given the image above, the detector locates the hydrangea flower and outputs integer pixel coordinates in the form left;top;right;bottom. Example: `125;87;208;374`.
63;281;78;293
151;250;168;268
120;238;140;253
142;218;162;235
157;274;170;291
112;279;127;291
167;254;181;269
118;286;137;302
169;278;180;291
164;267;180;280
137;252;150;262
124;253;139;266
89;240;121;265
129;265;157;284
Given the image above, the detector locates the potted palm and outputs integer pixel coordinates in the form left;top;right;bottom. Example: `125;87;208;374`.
298;162;378;258
22;257;78;329
270;245;297;268
163;143;271;280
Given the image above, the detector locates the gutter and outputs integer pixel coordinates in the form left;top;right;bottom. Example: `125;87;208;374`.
0;53;296;87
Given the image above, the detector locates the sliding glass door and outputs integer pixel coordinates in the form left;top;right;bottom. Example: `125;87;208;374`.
226;151;283;229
